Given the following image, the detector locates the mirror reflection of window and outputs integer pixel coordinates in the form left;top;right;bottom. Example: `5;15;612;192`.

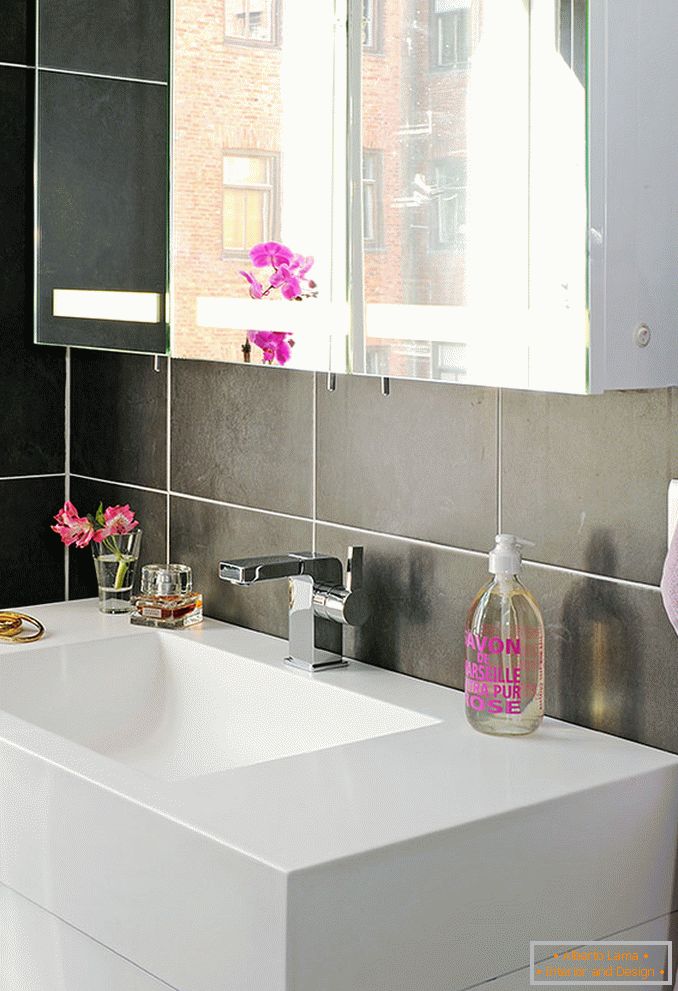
362;151;384;251
432;157;467;253
432;0;473;69
224;0;277;44
363;0;380;51
222;154;278;255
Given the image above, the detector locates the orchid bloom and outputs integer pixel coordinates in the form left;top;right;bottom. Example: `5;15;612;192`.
92;504;139;543
238;270;264;299
247;331;294;366
249;241;294;269
51;501;95;548
269;264;302;300
289;254;314;281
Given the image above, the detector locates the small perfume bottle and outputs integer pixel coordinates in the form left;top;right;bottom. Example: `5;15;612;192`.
131;564;203;629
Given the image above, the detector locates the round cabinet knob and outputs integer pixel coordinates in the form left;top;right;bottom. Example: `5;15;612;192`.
633;324;651;348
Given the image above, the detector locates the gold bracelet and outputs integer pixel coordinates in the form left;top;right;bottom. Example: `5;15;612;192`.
0;612;45;643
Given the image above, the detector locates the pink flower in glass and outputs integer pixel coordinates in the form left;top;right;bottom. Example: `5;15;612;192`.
270;264;302;300
51;501;95;548
93;504;139;543
249;241;294;269
238;270;264;299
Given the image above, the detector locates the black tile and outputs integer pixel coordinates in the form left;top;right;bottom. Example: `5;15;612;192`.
316;523;488;686
0;67;65;476
68;478;167;599
170;496;313;639
502;388;678;585
524;560;678;753
316;374;497;551
71;350;167;489
1;0;35;66
0;476;65;607
36;71;167;353
171;361;314;518
39;0;169;82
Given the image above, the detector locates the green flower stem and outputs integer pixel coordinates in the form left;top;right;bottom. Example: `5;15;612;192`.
103;536;129;590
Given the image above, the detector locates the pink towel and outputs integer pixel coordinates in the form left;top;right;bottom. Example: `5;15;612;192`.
661;525;678;636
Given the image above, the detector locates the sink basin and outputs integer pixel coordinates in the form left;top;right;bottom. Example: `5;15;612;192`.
0;631;436;781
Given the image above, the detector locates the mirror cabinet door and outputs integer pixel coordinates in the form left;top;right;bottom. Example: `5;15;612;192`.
170;0;349;371
354;0;588;391
34;4;169;354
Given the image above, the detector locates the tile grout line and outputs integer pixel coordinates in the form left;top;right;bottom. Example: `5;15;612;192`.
312;374;318;549
0;61;35;71
0;472;65;482
36;65;168;87
64;347;71;600
496;388;503;535
68;476;663;594
166;358;172;564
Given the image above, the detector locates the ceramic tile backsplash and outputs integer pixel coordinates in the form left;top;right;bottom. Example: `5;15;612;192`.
316;374;497;551
68;478;167;601
171;360;314;518
170;496;313;639
502;388;678;585
316;523;487;687
39;0;170;81
0;477;65;608
2;0;34;65
71;351;167;490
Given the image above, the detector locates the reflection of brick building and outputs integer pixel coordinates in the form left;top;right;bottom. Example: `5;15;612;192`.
173;0;477;367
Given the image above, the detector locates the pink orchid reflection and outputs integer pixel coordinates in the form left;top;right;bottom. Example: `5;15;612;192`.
249;241;294;269
247;331;294;366
238;270;264;299
51;501;95;548
270;264;302;300
92;504;139;543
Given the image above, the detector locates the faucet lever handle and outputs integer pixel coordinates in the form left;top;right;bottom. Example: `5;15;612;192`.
346;546;363;592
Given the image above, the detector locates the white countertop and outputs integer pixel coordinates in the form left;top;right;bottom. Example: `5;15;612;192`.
1;599;676;874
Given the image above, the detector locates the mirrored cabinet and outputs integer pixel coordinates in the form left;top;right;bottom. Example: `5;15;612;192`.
34;0;678;393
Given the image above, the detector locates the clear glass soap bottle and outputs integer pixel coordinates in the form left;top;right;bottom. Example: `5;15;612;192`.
131;564;203;629
465;535;544;736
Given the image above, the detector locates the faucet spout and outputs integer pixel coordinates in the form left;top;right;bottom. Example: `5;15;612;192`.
219;552;343;588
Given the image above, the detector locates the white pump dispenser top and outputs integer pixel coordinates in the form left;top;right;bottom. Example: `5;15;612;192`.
488;534;534;575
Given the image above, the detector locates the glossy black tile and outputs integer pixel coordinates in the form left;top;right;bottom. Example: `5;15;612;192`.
0;67;65;476
0;476;65;607
502;388;678;585
171;361;314;518
71;350;167;489
170;496;313;639
523;560;678;753
316;374;497;551
316;523;488;687
39;0;169;82
68;478;166;600
2;0;35;66
36;71;167;353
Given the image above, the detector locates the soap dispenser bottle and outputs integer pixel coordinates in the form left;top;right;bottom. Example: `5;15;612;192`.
465;534;544;736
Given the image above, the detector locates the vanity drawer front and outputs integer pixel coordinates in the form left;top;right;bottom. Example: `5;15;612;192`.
0;885;167;991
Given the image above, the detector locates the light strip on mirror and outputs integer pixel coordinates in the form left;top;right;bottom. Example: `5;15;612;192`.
52;289;162;323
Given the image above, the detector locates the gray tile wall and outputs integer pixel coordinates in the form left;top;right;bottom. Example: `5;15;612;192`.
68;353;678;754
0;11;66;608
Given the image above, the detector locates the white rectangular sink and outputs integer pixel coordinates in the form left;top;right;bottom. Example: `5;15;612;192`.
1;600;678;991
0;632;436;781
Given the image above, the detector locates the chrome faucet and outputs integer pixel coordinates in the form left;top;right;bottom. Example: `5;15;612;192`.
219;548;369;672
